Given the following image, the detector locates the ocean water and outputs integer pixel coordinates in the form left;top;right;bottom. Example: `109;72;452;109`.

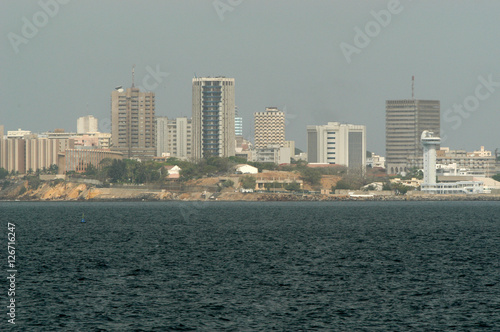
1;201;500;331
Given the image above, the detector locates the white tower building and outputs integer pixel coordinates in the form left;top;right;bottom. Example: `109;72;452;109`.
421;130;440;185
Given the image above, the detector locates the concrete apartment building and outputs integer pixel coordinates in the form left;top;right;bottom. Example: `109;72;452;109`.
156;116;192;159
0;138;26;173
307;122;366;169
386;99;440;174
254;107;285;149
408;146;497;177
192;77;235;159
77;115;98;134
111;86;156;160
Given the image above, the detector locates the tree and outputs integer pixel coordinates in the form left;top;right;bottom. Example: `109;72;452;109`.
300;168;322;185
221;180;234;188
285;181;301;191
108;159;127;183
393;183;411;195
240;175;256;189
333;179;350;190
0;168;8;180
48;164;59;174
85;163;97;176
493;174;500;182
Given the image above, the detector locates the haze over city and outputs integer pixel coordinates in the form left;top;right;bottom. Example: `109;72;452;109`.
2;0;500;153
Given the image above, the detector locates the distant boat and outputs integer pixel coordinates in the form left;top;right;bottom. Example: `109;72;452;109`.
81;213;85;223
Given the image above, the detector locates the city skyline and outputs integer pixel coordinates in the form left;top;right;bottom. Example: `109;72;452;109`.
2;1;500;154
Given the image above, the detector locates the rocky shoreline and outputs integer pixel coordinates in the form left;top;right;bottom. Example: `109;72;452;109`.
1;181;500;202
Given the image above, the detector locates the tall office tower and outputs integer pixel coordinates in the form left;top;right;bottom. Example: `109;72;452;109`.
156;116;192;158
77;115;98;133
0;125;4;138
111;83;156;160
307;122;366;168
192;77;235;158
386;99;440;174
254;107;285;149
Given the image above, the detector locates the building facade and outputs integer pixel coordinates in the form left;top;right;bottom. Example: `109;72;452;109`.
386;99;440;174
111;86;156;160
0;138;26;173
307;122;366;169
254;145;292;164
254;107;285;149
156;116;192;158
77;115;98;134
408;146;497;178
192;77;235;158
63;149;123;173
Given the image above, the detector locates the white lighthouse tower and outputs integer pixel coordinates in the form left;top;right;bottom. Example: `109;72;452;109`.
421;130;440;186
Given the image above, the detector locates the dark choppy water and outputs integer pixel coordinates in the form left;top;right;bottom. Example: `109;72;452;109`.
1;201;500;331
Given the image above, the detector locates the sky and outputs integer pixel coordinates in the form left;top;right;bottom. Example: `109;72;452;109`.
1;0;500;155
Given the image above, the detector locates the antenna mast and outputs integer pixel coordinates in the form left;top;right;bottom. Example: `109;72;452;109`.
412;75;415;99
132;65;135;87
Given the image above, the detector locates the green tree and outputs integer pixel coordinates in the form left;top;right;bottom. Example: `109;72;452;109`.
108;159;127;183
333;179;350;190
285;181;301;191
221;179;234;188
493;174;500;182
85;163;97;176
48;164;59;174
300;168;322;185
240;175;256;189
393;183;411;195
0;168;8;180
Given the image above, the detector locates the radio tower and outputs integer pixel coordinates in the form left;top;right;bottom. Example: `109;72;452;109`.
412;75;415;99
132;64;135;88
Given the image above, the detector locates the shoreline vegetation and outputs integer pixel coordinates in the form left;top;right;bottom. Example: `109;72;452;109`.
1;180;500;202
1;157;499;202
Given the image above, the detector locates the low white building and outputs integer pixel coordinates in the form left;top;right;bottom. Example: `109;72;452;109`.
164;165;181;179
421;181;486;194
367;153;385;169
235;164;258;174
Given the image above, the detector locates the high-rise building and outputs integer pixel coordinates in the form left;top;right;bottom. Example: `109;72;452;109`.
0;138;26;173
386;99;440;174
307;122;366;169
111;85;156;160
0;125;4;138
156;116;192;158
235;116;243;137
192;77;235;158
254;107;285;149
235;106;243;137
77;115;98;133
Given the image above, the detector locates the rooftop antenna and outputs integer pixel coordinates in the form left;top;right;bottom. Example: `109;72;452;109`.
412;75;415;99
132;65;135;87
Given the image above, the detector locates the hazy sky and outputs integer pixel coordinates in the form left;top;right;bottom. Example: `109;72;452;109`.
2;0;500;154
